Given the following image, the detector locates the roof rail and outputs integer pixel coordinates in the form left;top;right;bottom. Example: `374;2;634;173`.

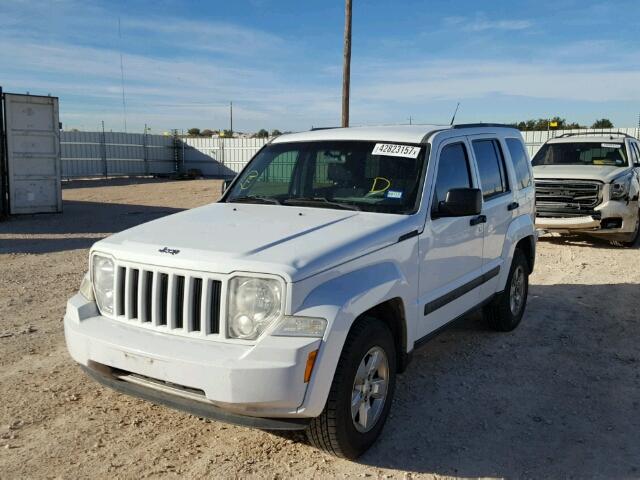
310;126;340;131
452;123;517;129
557;131;635;139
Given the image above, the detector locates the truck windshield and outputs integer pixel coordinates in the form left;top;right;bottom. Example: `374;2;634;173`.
532;142;628;167
224;141;428;214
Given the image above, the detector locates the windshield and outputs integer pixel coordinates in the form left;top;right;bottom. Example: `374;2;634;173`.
532;142;628;167
224;140;428;214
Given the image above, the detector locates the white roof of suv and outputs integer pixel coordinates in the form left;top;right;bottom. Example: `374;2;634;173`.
545;132;635;144
271;124;520;145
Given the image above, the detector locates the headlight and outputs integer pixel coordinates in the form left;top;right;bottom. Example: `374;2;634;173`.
611;172;632;200
227;277;282;340
92;255;114;315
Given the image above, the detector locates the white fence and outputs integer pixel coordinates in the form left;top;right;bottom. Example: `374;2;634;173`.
60;128;640;179
61;131;176;178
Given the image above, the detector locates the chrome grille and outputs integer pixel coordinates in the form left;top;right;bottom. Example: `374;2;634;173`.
535;179;602;216
113;264;222;337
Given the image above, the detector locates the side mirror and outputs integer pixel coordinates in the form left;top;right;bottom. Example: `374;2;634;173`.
435;188;482;217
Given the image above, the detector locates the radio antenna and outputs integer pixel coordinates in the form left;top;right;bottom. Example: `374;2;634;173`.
449;102;460;126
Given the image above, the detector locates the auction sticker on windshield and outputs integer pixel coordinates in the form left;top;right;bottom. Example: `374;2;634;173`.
372;143;421;159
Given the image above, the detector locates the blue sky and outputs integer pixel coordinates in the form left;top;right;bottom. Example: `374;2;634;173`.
2;0;639;133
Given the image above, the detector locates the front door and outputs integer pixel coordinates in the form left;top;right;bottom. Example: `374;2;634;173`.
418;139;484;339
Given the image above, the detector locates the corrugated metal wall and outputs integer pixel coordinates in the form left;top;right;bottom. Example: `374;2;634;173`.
182;137;268;176
60;128;640;179
61;131;176;178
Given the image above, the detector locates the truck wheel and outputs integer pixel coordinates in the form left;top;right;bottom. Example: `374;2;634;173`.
609;210;640;247
306;317;396;459
484;248;529;332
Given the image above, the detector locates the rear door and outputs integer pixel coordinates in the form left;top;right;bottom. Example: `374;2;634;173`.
418;138;484;339
4;94;61;214
468;136;515;293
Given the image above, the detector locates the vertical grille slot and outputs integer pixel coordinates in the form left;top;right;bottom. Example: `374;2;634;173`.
192;278;203;332
175;276;185;329
158;273;169;325
110;263;223;339
116;266;126;316
143;271;153;322
209;280;222;334
130;269;139;319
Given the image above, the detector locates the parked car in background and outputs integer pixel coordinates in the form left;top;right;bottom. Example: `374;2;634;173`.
532;133;640;246
65;124;536;458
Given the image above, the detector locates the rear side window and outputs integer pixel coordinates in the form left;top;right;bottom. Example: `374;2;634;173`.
433;143;472;211
472;139;509;200
506;138;532;189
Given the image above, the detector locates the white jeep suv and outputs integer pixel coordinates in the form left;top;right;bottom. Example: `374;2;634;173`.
533;133;640;246
65;124;536;458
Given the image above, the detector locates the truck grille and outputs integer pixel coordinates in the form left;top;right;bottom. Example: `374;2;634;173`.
535;179;602;217
113;263;222;337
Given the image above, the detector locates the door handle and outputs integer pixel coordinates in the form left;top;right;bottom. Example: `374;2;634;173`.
470;215;487;226
507;201;519;211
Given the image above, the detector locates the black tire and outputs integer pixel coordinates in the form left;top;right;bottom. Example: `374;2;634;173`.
306;317;396;459
609;210;640;247
484;248;529;332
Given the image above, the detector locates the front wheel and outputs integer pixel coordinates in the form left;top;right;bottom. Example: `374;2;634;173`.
306;318;396;459
484;248;530;331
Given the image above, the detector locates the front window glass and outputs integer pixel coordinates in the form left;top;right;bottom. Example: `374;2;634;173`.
432;142;472;212
225;141;428;214
532;142;629;167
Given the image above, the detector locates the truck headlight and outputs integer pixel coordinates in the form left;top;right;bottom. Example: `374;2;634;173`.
611;172;632;200
92;255;114;315
227;277;282;340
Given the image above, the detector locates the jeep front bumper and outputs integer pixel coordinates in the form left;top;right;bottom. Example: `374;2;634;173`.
64;294;321;428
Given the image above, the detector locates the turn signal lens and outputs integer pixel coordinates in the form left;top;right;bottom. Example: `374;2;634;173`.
304;350;319;383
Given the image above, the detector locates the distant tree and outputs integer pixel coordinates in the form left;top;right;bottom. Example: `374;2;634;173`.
254;129;269;138
220;129;233;137
591;118;614;129
187;128;201;136
271;129;282;137
514;117;584;131
201;129;216;137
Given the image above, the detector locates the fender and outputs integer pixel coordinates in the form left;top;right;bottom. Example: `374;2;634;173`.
497;214;536;291
292;262;410;418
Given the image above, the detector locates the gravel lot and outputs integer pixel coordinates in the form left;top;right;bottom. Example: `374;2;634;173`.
1;178;639;479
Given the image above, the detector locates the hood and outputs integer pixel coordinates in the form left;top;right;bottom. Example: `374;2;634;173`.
533;164;630;183
92;202;416;282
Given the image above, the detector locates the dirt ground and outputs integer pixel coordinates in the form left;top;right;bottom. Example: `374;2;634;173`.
1;178;639;479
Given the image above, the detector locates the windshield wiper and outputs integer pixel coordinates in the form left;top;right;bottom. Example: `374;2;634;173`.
283;197;361;211
229;195;282;205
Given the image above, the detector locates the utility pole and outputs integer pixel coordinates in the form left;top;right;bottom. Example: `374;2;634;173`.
230;101;233;136
341;0;352;128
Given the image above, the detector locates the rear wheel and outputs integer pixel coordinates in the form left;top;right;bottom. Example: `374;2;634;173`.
609;209;640;247
484;248;529;332
306;317;396;459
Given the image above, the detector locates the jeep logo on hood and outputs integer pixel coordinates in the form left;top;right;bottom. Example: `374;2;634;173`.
158;247;180;255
